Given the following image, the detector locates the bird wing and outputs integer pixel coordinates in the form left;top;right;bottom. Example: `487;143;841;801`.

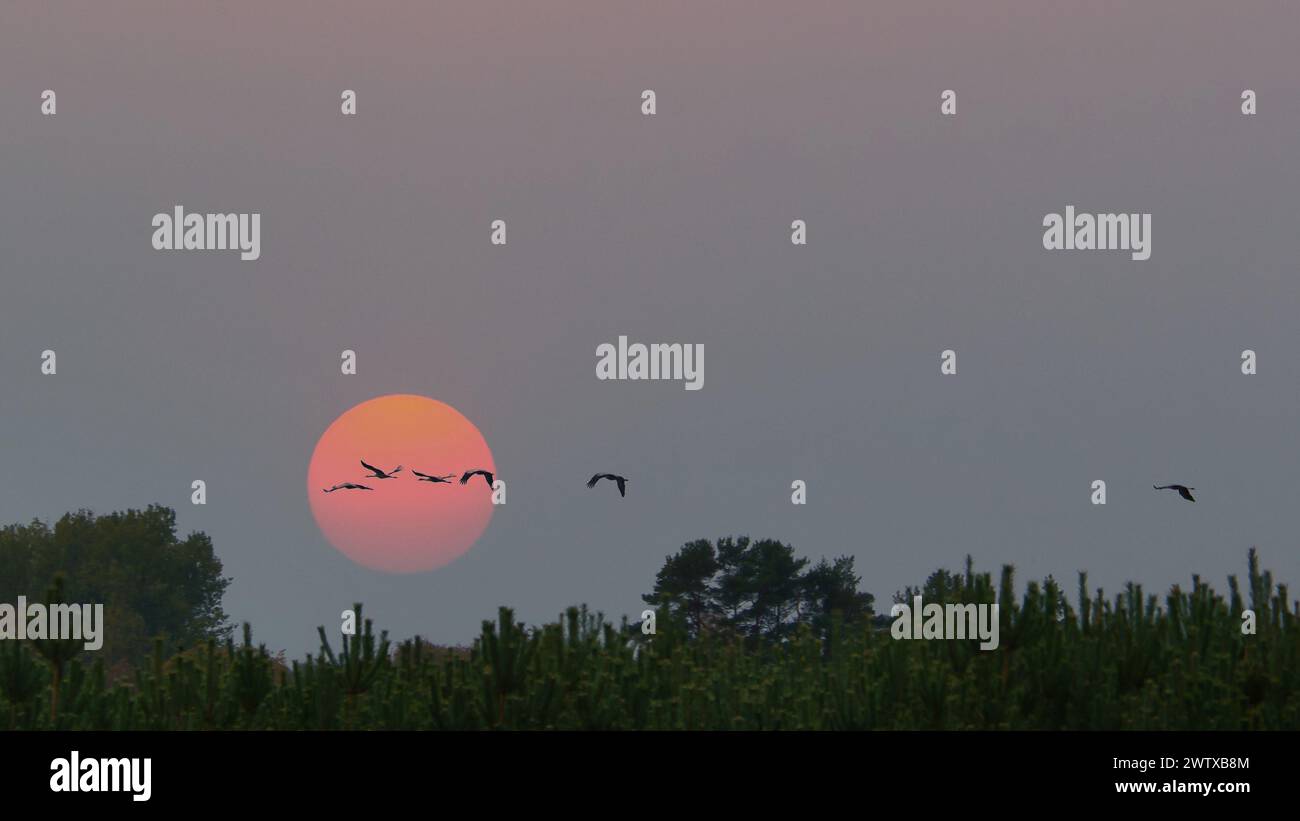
1154;485;1173;490
616;478;626;497
391;466;403;474
484;471;494;486
412;470;430;479
587;474;601;487
1181;488;1195;502
459;471;472;484
360;459;381;474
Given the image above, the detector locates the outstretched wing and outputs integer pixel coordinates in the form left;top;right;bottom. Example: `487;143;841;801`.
587;474;602;488
459;471;473;485
391;466;403;474
412;470;431;479
482;471;494;487
1180;488;1195;502
616;478;626;497
361;459;381;474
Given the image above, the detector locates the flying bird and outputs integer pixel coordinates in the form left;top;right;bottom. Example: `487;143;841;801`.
323;483;373;493
1154;484;1196;502
587;473;628;497
412;470;455;484
360;460;403;479
460;469;495;488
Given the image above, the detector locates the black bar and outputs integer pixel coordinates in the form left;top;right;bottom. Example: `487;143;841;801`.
2;730;1286;806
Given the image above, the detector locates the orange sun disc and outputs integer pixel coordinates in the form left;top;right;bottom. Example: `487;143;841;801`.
307;394;496;573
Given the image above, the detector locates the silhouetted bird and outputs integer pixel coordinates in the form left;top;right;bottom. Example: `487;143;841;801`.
587;473;628;497
323;483;373;493
1155;484;1196;502
412;470;455;484
361;460;402;479
460;469;495;488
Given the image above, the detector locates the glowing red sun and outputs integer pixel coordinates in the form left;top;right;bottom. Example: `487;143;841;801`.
307;394;496;573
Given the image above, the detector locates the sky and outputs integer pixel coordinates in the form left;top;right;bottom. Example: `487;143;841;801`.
2;1;1299;654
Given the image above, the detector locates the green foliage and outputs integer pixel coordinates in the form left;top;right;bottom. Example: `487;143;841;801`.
0;634;43;729
0;506;232;667
317;604;390;727
2;549;1296;730
27;576;88;723
643;536;875;642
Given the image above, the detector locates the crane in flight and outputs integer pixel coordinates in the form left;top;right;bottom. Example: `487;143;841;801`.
587;473;628;497
1154;484;1196;502
412;470;455;484
323;483;373;493
460;469;495;488
361;460;403;480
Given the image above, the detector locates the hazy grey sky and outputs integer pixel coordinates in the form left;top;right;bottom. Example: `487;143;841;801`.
3;1;1299;653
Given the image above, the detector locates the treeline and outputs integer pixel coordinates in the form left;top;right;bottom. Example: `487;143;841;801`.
642;536;876;641
0;506;231;669
2;549;1297;729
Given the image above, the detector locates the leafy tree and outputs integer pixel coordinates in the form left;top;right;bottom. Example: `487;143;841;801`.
0;505;231;667
642;539;719;635
894;556;984;606
736;539;809;640
803;555;875;639
712;536;752;624
643;536;873;642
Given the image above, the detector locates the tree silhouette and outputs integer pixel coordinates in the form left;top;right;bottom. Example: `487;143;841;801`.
0;505;231;667
642;539;719;636
803;555;875;639
644;536;874;642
